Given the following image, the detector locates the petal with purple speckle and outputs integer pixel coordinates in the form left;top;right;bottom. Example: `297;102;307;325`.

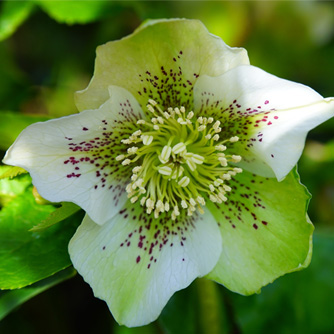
206;168;313;294
3;86;145;225
69;201;222;326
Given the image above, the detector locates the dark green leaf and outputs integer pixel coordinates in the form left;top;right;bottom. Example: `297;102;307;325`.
230;231;334;334
0;267;76;321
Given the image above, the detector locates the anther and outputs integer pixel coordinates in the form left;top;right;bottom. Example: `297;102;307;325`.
178;176;190;187
172;142;186;154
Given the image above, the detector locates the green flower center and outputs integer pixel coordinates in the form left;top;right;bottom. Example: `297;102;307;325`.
116;100;243;219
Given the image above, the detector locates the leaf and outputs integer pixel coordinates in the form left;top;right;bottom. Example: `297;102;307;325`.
0;267;76;321
230;231;334;334
0;166;27;180
0;1;35;42
35;1;109;25
0;188;84;289
0;111;50;150
0;166;31;207
30;202;81;232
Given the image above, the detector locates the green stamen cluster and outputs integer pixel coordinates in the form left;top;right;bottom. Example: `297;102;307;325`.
116;100;243;220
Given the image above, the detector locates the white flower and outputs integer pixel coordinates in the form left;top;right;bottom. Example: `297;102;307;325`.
3;19;334;327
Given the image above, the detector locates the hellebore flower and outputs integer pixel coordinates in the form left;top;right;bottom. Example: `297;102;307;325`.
3;19;334;326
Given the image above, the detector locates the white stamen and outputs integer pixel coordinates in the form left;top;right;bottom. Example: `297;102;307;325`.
127;147;138;154
198;125;206;132
172;142;187;154
230;136;239;143
187;111;194;119
148;99;157;106
122;159;131;165
159;145;172;163
232;155;242;163
178;176;190;187
205;134;212;140
158;166;172;176
223;185;231;192
186;159;197;171
215;145;227;151
191;154;204;164
141;135;153;145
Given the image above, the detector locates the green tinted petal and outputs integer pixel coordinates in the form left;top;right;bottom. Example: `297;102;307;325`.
206;168;313;294
75;19;249;113
69;202;222;326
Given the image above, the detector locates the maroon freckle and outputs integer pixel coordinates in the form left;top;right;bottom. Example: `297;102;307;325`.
182;258;185;262
262;221;268;225
271;154;274;158
102;246;106;250
267;121;272;125
82;127;88;131
253;223;258;230
274;116;279;119
264;100;269;104
136;256;141;263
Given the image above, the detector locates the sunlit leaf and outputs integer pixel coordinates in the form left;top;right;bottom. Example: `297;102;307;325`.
0;166;27;180
0;267;76;321
0;188;83;289
36;0;109;25
0;166;31;207
0;1;35;41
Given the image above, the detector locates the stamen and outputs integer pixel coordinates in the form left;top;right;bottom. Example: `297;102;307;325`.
172;142;186;154
117;99;244;219
178;176;190;187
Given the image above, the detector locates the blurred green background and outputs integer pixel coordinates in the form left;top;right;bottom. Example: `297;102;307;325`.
0;1;333;333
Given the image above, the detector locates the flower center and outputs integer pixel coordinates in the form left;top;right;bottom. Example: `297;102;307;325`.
116;100;243;220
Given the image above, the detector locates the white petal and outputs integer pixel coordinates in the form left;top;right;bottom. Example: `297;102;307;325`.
69;206;222;327
3;86;145;225
194;65;334;179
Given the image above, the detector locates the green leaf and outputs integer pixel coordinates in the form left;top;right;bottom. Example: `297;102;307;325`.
35;1;109;25
0;166;31;207
0;267;76;321
0;111;50;150
0;1;35;42
0;166;27;180
0;188;83;289
30;202;81;232
230;231;334;334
